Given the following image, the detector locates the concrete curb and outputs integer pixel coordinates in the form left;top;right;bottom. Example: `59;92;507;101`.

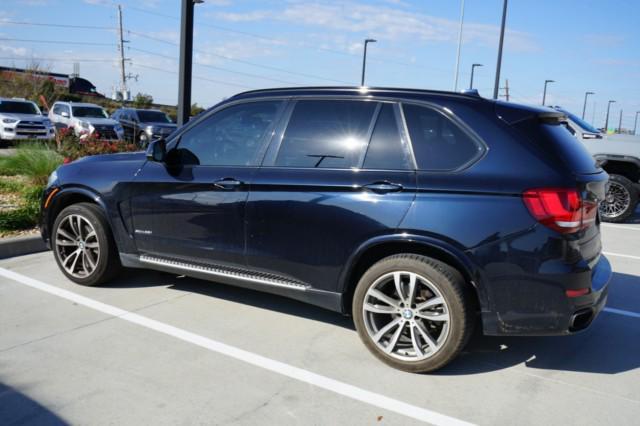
0;235;49;260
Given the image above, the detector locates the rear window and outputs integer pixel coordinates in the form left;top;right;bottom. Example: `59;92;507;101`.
513;120;600;175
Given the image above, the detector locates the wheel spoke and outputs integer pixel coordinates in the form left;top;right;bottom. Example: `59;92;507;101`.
384;321;406;354
55;239;77;247
83;249;96;270
373;317;403;342
57;228;75;241
364;303;396;314
63;248;81;267
410;324;424;356
415;311;450;322
393;272;405;302
76;216;84;240
367;288;400;308
85;242;99;249
406;273;417;305
69;249;81;272
414;321;438;351
416;296;444;311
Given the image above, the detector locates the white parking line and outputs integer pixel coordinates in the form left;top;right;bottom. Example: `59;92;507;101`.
604;307;640;319
603;251;640;261
0;267;472;426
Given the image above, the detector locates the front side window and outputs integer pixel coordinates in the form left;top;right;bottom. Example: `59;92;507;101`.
275;100;377;169
403;104;482;171
175;101;282;167
72;106;108;119
138;110;172;123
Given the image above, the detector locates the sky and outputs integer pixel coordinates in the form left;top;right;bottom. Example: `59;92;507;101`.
1;0;639;129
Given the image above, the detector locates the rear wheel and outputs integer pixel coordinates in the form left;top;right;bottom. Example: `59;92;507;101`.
352;254;474;373
600;174;638;223
52;203;121;286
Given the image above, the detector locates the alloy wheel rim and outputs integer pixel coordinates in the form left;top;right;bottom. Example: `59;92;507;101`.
362;271;451;361
600;181;631;219
55;214;100;278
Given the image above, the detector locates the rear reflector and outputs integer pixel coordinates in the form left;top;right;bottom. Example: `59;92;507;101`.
522;188;597;234
566;288;590;298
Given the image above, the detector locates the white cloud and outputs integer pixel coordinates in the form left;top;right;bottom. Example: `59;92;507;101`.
214;1;540;53
0;44;28;57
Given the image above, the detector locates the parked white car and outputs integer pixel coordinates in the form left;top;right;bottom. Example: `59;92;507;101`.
49;101;124;140
0;97;55;141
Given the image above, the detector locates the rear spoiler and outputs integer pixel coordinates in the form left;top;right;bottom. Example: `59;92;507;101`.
495;102;567;126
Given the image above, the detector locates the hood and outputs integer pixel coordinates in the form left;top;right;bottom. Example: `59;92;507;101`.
582;135;640;159
1;113;48;122
74;151;146;164
75;117;119;126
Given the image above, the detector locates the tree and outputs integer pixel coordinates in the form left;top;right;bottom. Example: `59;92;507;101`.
132;92;154;109
191;103;205;117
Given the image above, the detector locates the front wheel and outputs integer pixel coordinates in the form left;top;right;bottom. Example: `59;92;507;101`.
52;203;122;286
353;254;474;373
600;174;638;223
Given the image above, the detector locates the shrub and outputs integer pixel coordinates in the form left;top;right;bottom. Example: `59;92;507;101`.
0;143;63;186
58;131;139;162
0;183;43;232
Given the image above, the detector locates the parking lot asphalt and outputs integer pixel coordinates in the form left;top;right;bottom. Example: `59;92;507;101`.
1;216;639;425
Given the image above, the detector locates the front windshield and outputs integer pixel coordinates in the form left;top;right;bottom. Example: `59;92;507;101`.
72;106;108;118
0;101;40;115
137;110;172;123
559;109;601;134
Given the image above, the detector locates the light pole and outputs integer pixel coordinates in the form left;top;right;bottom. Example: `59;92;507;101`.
493;0;508;99
634;111;640;135
618;109;623;133
542;79;554;106
604;100;616;132
360;38;377;86
453;0;465;91
177;0;203;126
469;63;482;90
582;91;594;120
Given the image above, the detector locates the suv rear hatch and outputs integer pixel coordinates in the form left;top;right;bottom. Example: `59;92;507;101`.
496;102;607;268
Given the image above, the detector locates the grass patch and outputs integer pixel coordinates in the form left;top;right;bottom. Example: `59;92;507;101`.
0;143;63;186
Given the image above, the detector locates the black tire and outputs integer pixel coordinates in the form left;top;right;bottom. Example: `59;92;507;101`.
352;254;475;373
51;202;121;286
600;174;639;223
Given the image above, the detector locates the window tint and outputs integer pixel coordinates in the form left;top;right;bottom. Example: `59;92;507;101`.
403;104;482;171
176;101;281;167
53;104;69;115
275;100;377;168
363;103;412;170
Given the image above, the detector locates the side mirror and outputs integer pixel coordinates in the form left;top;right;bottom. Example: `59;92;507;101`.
583;133;601;140
61;111;70;118
146;139;167;162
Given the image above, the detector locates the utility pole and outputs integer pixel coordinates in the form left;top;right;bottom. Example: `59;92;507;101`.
117;4;128;102
634;111;639;135
177;0;200;126
618;109;623;133
493;0;508;99
499;79;510;101
582;91;594;120
453;0;465;91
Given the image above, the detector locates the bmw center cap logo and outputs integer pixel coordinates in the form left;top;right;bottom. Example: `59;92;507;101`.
402;309;413;319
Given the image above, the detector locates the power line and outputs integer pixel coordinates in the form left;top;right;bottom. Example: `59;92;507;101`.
130;63;255;90
0;56;116;63
129;47;303;86
128;30;350;84
0;38;114;47
0;20;115;30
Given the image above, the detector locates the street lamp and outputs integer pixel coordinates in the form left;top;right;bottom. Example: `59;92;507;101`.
177;0;204;126
360;38;377;86
582;91;595;120
469;63;482;90
618;109;623;134
604;100;616;132
493;0;508;99
453;0;465;91
542;79;554;106
634;111;640;135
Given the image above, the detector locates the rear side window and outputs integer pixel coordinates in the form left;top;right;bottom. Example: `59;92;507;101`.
275;100;377;168
403;104;482;171
363;103;412;170
514;120;599;175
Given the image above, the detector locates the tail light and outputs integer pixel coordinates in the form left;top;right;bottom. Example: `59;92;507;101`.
522;188;598;234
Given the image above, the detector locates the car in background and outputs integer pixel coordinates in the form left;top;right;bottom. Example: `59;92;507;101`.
0;97;55;142
111;108;176;147
41;87;611;373
49;101;124;140
555;106;639;222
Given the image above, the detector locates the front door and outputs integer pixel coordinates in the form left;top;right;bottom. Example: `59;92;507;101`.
130;100;285;267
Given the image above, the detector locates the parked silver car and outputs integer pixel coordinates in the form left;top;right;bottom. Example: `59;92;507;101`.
49;101;124;140
0;97;55;141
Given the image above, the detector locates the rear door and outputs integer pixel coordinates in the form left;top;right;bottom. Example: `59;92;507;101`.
245;99;417;292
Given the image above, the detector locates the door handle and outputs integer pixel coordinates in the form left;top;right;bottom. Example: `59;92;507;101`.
214;178;244;190
362;181;403;194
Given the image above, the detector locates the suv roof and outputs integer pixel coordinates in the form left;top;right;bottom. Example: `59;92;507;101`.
54;101;103;108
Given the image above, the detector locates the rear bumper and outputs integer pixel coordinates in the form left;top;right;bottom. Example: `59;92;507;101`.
481;255;611;336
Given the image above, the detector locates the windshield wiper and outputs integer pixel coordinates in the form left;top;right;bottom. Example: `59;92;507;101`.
307;154;343;168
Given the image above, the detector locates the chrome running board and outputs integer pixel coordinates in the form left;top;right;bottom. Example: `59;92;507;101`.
139;255;308;291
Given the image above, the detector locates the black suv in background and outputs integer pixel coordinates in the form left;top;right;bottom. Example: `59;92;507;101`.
41;87;611;372
111;108;176;146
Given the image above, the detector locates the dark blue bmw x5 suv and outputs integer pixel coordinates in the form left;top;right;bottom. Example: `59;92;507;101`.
41;87;611;372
